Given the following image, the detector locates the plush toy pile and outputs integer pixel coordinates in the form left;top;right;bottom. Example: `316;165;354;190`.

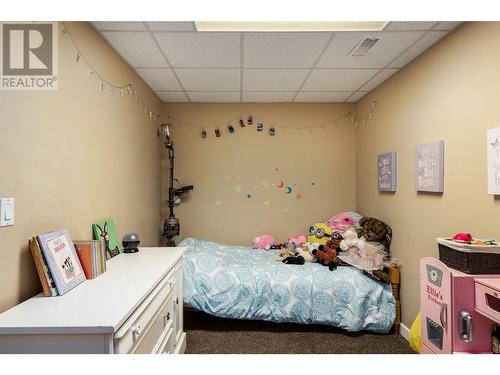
253;211;394;283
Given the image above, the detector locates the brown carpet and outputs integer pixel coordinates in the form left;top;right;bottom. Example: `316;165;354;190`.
184;308;414;354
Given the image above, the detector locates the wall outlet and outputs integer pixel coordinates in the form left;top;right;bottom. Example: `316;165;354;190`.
0;198;15;227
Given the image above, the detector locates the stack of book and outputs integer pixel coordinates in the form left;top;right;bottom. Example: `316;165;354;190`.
29;229;105;297
74;239;107;279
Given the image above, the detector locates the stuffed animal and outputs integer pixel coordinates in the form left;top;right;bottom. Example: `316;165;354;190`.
326;211;363;232
278;242;297;259
296;242;319;262
253;234;274;250
356;217;392;254
307;223;333;246
339;227;366;252
288;234;307;248
312;240;342;270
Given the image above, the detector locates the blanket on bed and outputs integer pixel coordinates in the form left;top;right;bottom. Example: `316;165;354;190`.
180;238;396;333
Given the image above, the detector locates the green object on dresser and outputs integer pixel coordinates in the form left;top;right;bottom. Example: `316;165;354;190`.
92;219;121;259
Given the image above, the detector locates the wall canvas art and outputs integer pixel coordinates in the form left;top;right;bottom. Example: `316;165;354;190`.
415;140;444;192
377;152;397;192
487;127;500;194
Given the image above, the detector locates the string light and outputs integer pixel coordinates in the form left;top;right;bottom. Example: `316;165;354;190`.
61;22;160;122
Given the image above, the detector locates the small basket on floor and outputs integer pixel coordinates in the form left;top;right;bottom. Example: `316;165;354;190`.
437;238;500;274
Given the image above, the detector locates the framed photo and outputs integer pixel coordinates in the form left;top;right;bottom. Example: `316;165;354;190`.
92;219;121;259
415;140;444;192
378;151;397;192
487;127;500;194
37;229;86;295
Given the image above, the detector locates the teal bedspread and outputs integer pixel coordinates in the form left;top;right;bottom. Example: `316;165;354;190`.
180;238;396;333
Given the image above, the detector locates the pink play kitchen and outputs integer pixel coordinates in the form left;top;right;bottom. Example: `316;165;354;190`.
420;234;500;354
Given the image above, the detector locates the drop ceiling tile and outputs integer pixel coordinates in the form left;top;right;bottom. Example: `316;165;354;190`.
135;68;181;90
384;22;437;31
302;69;378;91
389;31;448;68
101;32;168;67
145;22;195;31
244;33;332;68
92;22;147;31
316;31;423;68
243;92;296;102
433;21;463;30
358;68;399;91
154;32;240;68
294;91;352;102
187;92;240;102
175;69;240;91
346;92;369;102
243;69;309;91
156;91;189;102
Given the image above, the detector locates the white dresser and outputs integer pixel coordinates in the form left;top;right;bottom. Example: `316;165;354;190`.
0;247;186;354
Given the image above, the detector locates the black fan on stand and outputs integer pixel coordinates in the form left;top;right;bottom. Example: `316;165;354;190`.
160;122;193;247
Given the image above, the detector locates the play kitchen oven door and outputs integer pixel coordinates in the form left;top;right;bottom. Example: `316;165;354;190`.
421;257;453;353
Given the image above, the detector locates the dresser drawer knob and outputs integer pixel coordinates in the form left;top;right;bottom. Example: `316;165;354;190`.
176;297;179;305
131;324;142;337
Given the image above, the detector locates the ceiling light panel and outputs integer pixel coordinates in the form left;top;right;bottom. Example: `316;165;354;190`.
195;21;388;32
101;32;169;67
175;68;240;91
317;31;423;68
154;32;240;68
244;33;331;68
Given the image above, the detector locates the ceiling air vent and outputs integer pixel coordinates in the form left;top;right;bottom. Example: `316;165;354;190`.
349;37;380;57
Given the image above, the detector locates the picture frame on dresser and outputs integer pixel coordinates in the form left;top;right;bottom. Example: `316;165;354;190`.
37;228;86;295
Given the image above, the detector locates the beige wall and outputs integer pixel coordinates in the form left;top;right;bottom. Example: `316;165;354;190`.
356;22;500;327
161;103;356;246
0;22;162;313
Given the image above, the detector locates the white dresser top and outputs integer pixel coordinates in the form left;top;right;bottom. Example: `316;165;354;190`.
0;247;185;335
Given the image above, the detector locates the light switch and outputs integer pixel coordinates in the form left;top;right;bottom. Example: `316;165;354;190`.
0;198;14;227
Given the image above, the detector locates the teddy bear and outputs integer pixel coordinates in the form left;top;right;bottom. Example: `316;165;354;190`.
355;217;392;255
326;211;363;232
288;234;307;248
307;223;333;246
311;240;343;271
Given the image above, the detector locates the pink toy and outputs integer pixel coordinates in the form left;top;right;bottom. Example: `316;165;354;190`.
420;257;500;354
327;211;363;232
253;234;274;249
452;232;473;243
288;234;307;248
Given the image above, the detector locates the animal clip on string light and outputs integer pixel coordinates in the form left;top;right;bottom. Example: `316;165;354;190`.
160;122;194;246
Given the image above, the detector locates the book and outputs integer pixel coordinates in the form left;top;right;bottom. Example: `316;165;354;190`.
74;240;107;279
28;239;50;296
37;229;86;296
29;236;58;296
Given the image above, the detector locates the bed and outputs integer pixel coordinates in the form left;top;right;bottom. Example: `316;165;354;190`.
180;237;398;333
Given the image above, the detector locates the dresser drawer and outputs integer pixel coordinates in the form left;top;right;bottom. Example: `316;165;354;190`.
156;326;175;354
131;297;174;354
475;279;500;325
114;264;179;354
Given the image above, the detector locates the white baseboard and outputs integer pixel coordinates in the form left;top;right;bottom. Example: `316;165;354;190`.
399;323;410;341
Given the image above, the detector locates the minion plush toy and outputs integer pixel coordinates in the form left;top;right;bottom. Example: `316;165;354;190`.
307;223;333;246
